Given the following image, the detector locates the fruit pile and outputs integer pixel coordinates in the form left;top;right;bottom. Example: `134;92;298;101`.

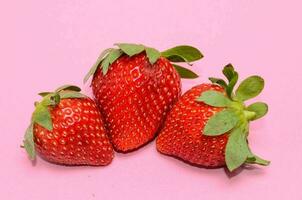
23;43;269;172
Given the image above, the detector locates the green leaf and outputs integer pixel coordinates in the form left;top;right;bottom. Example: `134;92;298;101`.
209;77;227;89
38;93;60;107
163;55;188;63
101;49;123;75
172;64;198;79
204;109;239;136
145;47;161;64
221;64;239;97
161;45;203;62
32;104;53;131
84;48;112;83
23;123;36;160
38;92;51;97
60;91;87;99
196;91;231;107
236;76;264;101
246;154;270;166
55;85;81;93
225;128;250;171
223;64;235;82
50;93;61;105
226;71;238;97
102;58;110;75
115;43;145;56
247;102;268;120
39;94;55;107
108;49;123;64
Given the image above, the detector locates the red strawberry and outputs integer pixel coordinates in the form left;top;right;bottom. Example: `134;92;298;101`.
23;85;114;166
157;64;270;171
84;43;203;152
157;84;227;167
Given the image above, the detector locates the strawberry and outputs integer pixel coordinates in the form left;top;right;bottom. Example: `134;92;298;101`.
156;64;270;171
84;43;203;152
23;85;114;166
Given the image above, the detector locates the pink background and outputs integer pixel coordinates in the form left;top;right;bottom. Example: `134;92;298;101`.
1;0;302;199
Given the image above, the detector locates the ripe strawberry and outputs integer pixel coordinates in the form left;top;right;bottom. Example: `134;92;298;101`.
84;43;203;152
157;64;270;171
23;85;114;166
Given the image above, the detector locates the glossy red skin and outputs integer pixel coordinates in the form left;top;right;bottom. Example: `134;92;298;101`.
156;84;229;167
92;52;181;152
34;98;114;166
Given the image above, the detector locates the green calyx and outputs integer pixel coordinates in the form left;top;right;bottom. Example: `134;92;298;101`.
84;43;203;83
196;64;270;171
23;85;87;160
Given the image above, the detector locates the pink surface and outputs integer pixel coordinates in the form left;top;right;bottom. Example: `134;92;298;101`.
1;0;302;199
